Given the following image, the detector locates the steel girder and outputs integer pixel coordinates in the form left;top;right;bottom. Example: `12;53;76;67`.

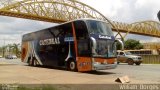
0;0;110;23
112;20;160;38
0;0;160;38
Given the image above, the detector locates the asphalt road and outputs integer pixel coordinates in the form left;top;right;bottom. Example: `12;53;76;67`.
0;58;160;84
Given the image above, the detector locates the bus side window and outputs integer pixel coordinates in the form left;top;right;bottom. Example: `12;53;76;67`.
74;21;90;57
74;21;88;39
64;23;73;37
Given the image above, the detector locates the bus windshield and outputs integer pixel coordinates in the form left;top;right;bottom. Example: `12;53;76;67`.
86;20;113;36
93;40;116;58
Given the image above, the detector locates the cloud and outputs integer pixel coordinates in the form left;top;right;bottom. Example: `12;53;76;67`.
122;0;160;22
0;16;16;23
79;0;160;42
114;32;160;43
135;0;160;21
0;16;55;46
125;34;160;43
79;0;160;22
0;16;55;33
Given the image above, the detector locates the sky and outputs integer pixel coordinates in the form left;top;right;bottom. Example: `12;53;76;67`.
0;0;160;46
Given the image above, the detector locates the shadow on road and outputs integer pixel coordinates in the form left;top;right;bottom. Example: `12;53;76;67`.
25;65;67;70
25;65;116;75
83;70;116;75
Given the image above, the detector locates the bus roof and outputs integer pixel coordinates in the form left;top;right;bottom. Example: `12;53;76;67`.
23;18;109;37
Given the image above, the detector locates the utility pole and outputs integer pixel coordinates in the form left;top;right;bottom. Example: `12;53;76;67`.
2;39;5;57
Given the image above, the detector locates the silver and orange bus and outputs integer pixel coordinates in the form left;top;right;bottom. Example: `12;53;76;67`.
21;19;123;72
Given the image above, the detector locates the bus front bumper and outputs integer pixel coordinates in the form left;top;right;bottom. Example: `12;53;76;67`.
92;63;117;70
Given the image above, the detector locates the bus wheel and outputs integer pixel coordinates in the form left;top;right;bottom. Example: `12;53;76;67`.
28;58;35;66
69;60;77;71
128;59;134;65
28;59;33;66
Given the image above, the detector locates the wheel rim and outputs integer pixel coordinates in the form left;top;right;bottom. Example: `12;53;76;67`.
70;61;75;70
33;59;36;66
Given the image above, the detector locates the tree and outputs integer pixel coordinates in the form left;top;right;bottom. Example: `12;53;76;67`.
116;39;143;50
12;43;20;56
116;41;123;50
0;43;21;57
124;39;143;50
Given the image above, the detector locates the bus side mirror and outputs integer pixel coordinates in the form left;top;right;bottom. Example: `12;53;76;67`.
115;39;124;50
90;37;97;54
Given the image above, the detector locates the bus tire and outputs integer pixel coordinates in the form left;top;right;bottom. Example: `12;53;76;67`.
127;59;134;65
68;60;77;71
28;57;32;66
28;57;35;66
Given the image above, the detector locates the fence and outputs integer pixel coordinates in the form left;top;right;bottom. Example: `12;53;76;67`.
141;55;160;64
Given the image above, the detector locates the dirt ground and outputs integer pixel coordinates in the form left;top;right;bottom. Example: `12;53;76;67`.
0;58;160;84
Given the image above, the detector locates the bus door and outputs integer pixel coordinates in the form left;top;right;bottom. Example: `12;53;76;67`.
73;21;92;71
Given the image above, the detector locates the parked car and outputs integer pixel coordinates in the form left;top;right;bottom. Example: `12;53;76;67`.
117;50;142;65
5;55;17;59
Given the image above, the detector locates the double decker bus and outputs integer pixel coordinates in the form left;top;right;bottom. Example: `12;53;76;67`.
21;19;123;72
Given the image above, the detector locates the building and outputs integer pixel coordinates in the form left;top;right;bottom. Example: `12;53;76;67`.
143;42;160;49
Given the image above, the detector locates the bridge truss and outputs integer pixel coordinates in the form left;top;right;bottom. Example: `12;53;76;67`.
0;0;160;39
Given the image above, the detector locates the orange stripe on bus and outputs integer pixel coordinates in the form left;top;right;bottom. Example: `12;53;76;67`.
71;22;78;57
94;58;115;64
77;57;92;71
21;42;28;62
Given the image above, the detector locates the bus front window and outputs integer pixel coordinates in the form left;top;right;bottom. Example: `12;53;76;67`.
93;40;116;58
86;20;116;58
86;20;113;36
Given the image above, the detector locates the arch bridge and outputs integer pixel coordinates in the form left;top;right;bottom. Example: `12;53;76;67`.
0;0;160;39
